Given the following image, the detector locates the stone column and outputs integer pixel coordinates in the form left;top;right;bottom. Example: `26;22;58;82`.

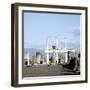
27;53;30;65
46;38;49;64
46;53;49;64
56;52;58;64
56;38;58;48
65;52;68;63
64;37;68;63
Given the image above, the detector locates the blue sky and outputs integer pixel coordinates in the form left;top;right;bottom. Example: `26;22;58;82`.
24;11;80;52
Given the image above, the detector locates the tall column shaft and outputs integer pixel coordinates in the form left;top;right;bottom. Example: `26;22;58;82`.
27;53;30;65
65;52;68;63
46;53;49;64
56;39;58;48
56;52;58;64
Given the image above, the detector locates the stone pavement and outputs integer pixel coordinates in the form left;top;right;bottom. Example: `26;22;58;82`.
23;64;80;77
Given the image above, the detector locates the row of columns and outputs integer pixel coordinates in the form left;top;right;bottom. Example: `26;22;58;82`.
45;50;68;64
45;38;69;64
24;38;75;65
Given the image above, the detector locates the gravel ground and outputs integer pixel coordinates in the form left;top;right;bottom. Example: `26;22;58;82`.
23;64;80;77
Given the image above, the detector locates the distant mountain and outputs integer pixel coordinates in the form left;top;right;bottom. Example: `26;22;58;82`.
24;48;45;56
24;46;80;57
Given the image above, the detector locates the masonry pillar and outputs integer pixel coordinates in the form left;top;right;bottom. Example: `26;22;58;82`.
46;53;49;64
65;52;68;63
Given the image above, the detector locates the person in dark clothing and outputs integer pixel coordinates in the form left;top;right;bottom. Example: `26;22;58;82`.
58;58;61;64
49;56;53;63
25;61;28;66
63;57;76;70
